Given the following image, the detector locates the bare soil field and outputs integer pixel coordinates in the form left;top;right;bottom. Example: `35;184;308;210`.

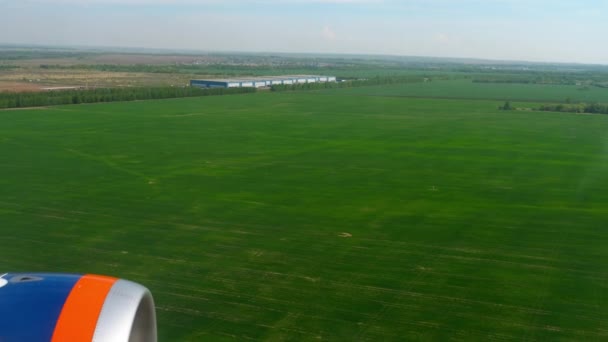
0;81;44;92
0;68;195;91
0;52;225;92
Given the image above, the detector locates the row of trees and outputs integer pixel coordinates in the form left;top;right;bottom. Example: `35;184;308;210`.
39;63;333;77
40;64;181;74
473;77;581;85
270;75;429;92
538;103;608;114
475;79;537;84
0;86;256;109
499;100;608;114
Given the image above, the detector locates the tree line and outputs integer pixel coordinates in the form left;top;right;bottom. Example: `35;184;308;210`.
38;63;342;77
473;77;581;86
270;75;430;92
0;86;256;109
538;103;608;115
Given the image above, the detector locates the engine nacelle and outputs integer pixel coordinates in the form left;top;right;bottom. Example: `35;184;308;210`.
0;273;156;342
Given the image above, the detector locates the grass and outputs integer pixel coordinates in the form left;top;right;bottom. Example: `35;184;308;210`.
2;90;608;340
321;79;608;103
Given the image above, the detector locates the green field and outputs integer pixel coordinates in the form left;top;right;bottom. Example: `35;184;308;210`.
2;89;608;340
322;79;608;103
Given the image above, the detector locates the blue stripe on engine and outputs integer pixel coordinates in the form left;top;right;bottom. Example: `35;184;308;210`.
0;273;82;342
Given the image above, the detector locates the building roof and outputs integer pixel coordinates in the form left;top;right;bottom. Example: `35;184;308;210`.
191;75;334;83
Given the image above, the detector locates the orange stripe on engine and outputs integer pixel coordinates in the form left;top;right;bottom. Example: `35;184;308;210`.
51;274;118;342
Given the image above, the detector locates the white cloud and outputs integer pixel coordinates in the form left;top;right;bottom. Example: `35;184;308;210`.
19;0;383;4
322;26;337;41
433;33;449;44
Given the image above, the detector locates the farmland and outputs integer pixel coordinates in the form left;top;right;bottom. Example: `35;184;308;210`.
321;79;608;103
2;84;608;340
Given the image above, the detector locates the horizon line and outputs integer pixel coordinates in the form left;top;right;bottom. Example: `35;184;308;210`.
1;42;607;68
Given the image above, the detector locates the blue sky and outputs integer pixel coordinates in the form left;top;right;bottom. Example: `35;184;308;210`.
1;0;607;64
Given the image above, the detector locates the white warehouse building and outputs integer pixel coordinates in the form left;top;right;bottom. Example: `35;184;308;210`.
190;75;337;89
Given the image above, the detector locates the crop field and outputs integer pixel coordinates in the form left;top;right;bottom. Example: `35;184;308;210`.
322;79;608;103
2;88;608;340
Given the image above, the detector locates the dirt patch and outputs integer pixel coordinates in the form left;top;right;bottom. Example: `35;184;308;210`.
162;112;208;118
338;232;352;238
0;69;192;92
0;81;45;92
544;326;562;332
0;106;49;111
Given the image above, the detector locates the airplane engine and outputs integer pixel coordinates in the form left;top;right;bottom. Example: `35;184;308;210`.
0;273;156;342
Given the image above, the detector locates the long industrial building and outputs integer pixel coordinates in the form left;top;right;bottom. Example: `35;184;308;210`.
190;75;337;89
